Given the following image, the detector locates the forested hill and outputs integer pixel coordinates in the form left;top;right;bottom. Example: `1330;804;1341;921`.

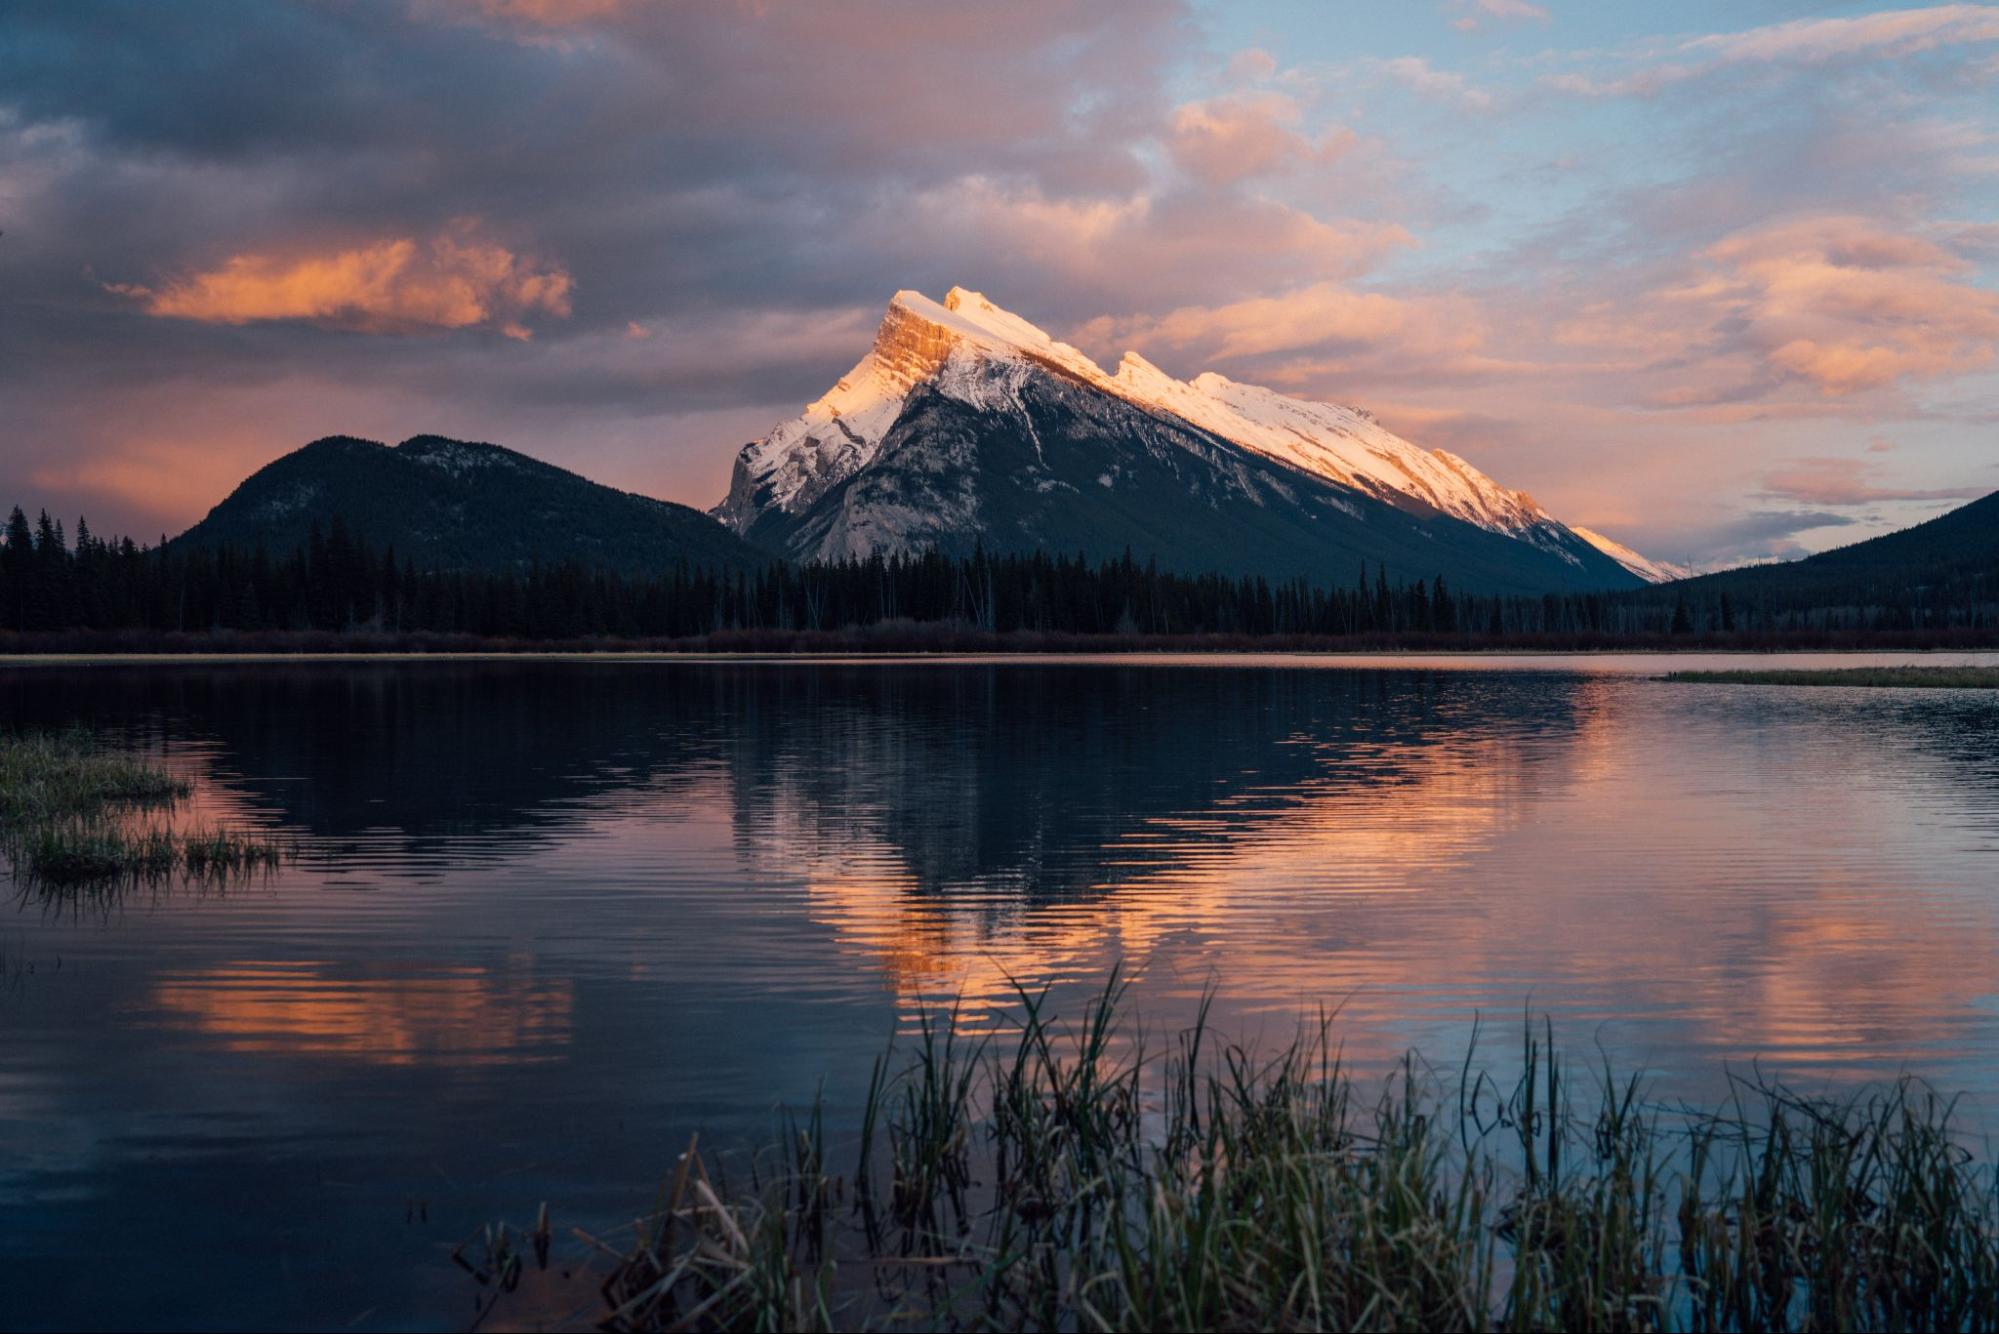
1646;490;1998;615
172;435;763;577
0;482;1991;648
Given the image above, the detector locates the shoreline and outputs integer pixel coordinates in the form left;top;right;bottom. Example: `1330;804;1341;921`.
6;646;1999;668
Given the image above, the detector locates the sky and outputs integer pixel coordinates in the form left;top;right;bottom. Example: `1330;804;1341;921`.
3;1;1997;566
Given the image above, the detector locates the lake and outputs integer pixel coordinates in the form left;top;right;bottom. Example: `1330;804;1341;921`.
3;654;1998;1329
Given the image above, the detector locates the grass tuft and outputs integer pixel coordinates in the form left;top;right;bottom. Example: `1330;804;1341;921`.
0;729;294;892
1665;665;1999;688
0;725;189;823
516;980;1999;1332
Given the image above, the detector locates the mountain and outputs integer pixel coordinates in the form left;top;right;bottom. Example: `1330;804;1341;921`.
175;434;762;576
1573;527;1695;584
716;288;1646;594
1654;489;1999;604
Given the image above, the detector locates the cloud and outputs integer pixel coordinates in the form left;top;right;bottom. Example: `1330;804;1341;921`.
893;180;1413;313
1447;0;1549;32
1544;4;1999;97
449;0;630;24
107;222;573;338
1225;48;1279;83
1684;4;1999;66
1366;56;1496;110
1074;280;1491;379
1547;216;1999;405
1166;93;1353;185
1758;455;1989;505
1693;215;1999;395
1696;509;1858;563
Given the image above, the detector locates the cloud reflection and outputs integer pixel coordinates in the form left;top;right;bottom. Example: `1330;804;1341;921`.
148;959;573;1065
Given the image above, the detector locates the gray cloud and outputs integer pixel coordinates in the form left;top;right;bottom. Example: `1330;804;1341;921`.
1674;509;1859;567
1759;456;1989;506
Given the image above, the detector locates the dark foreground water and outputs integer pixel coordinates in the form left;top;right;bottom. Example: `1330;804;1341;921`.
2;655;1997;1329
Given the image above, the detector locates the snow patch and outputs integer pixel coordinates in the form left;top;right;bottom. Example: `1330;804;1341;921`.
1572;527;1693;584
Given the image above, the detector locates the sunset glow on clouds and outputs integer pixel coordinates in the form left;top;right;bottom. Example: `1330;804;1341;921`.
3;1;1996;563
106;222;573;338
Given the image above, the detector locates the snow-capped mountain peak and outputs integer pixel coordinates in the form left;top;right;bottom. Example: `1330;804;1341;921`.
940;287;1101;373
715;288;1121;532
714;287;1674;588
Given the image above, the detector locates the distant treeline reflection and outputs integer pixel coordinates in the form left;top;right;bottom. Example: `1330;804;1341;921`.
1;506;1994;649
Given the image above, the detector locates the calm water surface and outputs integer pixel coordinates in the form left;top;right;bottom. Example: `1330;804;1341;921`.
2;655;1997;1329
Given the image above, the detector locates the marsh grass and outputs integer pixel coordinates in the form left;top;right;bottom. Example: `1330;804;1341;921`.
0;729;294;893
515;973;1999;1332
179;824;295;879
0;726;189;822
1665;666;1999;688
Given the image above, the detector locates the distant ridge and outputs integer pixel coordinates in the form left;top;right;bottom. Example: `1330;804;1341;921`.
1657;489;1999;600
173;434;762;576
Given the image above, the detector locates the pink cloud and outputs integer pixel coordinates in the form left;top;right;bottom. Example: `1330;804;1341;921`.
1225;48;1280;84
1166;93;1354;186
108;221;573;338
1447;0;1549;32
894;180;1413;310
1692;215;1999;394
1685;4;1999;66
1759;455;1988;505
1073;280;1491;378
1540;216;1999;402
1544;4;1999;97
479;0;623;20
1367;56;1496;110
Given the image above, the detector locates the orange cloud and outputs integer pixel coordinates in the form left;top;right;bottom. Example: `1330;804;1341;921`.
109;221;573;337
1758;455;1987;505
898;179;1411;308
1547;216;1999;402
1077;280;1490;376
420;0;627;24
1166;93;1354;186
1691;215;1999;394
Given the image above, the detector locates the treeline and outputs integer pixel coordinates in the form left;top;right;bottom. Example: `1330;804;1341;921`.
1;506;1994;648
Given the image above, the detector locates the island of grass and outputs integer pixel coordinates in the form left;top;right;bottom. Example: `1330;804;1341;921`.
1665;664;1999;688
0;728;292;889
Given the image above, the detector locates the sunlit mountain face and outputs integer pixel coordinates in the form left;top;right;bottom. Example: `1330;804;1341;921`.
714;287;1645;592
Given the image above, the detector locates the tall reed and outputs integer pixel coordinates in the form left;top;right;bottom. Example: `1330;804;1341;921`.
541;974;1999;1332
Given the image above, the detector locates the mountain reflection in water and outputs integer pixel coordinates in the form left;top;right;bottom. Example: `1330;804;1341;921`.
1;659;1996;1330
